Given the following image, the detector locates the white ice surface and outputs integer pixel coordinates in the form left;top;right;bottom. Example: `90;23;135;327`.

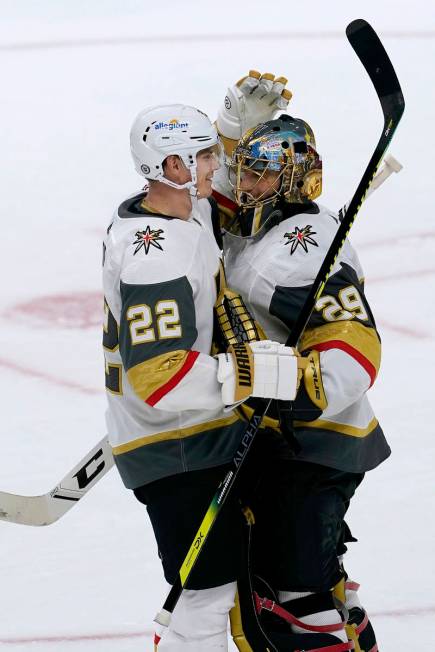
0;1;434;650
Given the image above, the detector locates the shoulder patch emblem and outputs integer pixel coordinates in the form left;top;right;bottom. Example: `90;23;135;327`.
133;226;165;255
284;225;318;254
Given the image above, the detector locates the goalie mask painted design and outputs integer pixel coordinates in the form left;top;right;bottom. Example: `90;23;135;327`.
230;115;322;225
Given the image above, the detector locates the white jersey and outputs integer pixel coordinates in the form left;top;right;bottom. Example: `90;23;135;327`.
221;200;390;473
103;192;244;489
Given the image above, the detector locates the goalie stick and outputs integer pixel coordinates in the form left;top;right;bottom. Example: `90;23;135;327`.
0;152;401;528
154;18;405;646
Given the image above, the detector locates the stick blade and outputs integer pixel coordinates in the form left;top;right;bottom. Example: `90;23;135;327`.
0;492;54;526
0;437;114;526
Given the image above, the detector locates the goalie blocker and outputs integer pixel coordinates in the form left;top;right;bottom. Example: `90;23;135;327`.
216;340;306;408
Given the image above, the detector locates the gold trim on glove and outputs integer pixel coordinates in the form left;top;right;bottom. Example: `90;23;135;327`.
303;350;327;411
215;288;266;347
228;342;254;403
216;129;238;158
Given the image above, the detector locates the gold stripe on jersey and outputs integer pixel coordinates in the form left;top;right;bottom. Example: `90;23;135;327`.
299;321;381;375
139;198;165;214
112;413;240;455
294;416;379;438
126;349;191;402
236;403;280;431
237;407;379;439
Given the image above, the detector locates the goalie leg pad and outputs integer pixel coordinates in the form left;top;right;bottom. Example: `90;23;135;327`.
346;606;377;652
252;578;353;651
156;582;236;651
333;579;378;652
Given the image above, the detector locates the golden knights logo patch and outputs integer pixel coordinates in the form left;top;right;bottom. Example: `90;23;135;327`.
133;226;165;255
284;225;318;254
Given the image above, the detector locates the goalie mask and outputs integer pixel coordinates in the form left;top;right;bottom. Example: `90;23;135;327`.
229;115;322;230
130;104;223;195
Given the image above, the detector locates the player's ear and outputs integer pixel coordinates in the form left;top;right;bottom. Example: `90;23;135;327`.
163;155;185;180
163;155;177;172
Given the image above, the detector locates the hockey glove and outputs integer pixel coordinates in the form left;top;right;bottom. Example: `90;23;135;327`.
215;287;267;349
216;340;306;410
216;70;292;157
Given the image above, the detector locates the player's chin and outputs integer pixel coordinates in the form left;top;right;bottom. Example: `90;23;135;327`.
197;179;213;198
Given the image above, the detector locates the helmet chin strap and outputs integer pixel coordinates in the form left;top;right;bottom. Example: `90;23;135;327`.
157;159;198;197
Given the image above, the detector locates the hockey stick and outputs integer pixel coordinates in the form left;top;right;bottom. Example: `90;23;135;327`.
0;152;399;530
154;18;405;643
0;437;113;526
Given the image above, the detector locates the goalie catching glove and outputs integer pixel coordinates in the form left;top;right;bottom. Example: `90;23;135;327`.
216;70;292;157
216;340;306;409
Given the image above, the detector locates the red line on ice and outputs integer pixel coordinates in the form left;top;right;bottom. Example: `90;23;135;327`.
8;291;102;330
0;630;151;645
1;607;434;645
0;357;102;395
373;606;435;618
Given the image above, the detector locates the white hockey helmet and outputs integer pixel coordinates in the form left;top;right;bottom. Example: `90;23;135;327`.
130;104;221;193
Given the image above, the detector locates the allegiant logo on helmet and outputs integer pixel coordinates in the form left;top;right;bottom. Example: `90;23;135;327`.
154;119;189;131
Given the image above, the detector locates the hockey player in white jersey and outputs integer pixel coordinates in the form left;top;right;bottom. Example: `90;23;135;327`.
102;103;307;651
212;73;387;651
